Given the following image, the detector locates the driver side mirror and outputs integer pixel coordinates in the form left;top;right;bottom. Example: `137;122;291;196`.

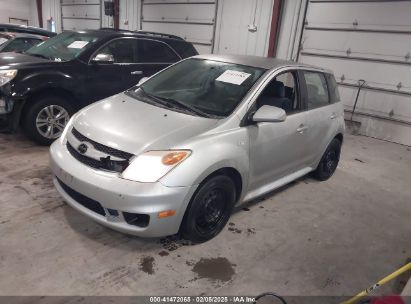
252;105;286;123
91;53;114;64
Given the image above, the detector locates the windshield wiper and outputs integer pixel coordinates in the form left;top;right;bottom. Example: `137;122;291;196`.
138;87;174;108
153;95;212;118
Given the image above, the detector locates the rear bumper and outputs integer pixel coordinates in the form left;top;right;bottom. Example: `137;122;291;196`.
50;140;198;237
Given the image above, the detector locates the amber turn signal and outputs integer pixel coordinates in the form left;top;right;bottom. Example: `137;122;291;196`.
158;210;176;218
161;151;189;165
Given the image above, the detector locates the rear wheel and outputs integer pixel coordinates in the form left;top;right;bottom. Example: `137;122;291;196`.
312;138;342;181
181;175;236;242
23;96;74;145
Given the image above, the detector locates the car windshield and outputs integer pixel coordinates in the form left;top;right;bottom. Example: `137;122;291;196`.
25;31;100;61
127;58;266;117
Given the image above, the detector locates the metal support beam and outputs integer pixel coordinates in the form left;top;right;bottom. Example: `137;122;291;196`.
267;0;283;57
36;0;43;28
113;0;120;30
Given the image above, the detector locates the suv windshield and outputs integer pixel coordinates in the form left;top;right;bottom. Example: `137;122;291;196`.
127;58;266;117
0;36;9;46
25;31;100;61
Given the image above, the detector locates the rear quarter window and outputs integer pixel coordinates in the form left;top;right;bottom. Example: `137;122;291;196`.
325;73;341;103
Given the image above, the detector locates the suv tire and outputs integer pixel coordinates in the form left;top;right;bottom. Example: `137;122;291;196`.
181;175;236;242
23;95;74;145
312;138;342;181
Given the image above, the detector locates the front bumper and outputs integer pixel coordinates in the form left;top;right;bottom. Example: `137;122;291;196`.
0;91;24;132
49;140;198;237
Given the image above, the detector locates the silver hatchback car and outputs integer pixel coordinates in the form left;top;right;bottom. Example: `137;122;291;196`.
50;54;345;242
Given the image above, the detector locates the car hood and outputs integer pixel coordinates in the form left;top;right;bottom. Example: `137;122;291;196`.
72;93;220;155
0;52;50;68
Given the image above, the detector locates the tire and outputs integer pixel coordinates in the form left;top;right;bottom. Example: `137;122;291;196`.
22;95;75;145
181;175;236;242
312;138;342;181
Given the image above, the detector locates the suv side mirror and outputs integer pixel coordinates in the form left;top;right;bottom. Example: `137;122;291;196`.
92;53;114;64
252;105;286;123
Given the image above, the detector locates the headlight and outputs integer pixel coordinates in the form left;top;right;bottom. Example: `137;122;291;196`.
121;150;191;183
59;115;75;144
0;69;17;86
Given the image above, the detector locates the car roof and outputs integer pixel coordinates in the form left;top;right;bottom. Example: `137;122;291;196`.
74;28;188;44
0;23;56;36
193;54;332;73
0;32;46;39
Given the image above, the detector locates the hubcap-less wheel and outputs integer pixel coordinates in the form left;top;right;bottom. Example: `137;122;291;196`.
325;149;338;175
35;105;69;139
195;189;228;234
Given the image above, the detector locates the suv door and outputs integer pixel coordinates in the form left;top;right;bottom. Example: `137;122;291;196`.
300;70;341;166
88;38;139;101
247;70;310;194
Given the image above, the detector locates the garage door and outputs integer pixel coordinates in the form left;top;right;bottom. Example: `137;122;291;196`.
61;0;101;31
140;0;218;54
298;0;411;146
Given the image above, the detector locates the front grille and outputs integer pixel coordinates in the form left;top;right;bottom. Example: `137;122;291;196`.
72;128;133;160
57;178;105;216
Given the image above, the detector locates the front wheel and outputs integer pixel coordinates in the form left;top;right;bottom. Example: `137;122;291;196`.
23;96;74;145
181;175;236;242
312;138;342;181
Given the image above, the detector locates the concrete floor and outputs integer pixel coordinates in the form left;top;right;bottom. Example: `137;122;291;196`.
0;132;410;297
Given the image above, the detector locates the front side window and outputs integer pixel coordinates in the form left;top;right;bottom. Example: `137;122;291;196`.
26;31;100;61
127;58;266;117
303;71;330;109
256;71;299;114
98;38;137;63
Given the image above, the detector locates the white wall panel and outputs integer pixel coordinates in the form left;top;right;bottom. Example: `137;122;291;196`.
141;0;217;54
213;0;274;56
119;0;141;31
298;1;411;145
61;0;101;30
0;0;32;25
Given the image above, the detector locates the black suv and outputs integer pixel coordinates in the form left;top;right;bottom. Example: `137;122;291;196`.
0;29;197;144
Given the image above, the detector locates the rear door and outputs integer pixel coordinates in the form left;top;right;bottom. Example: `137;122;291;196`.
124;38;181;87
300;70;341;165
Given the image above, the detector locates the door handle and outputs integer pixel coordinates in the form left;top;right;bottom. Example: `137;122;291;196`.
131;70;143;75
296;125;308;133
330;113;337;119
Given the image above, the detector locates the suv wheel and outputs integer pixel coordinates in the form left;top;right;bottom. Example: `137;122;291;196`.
181;175;236;242
23;96;74;145
312;138;342;181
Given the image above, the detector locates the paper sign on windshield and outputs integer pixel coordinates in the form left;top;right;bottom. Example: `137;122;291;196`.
67;41;89;49
216;70;251;85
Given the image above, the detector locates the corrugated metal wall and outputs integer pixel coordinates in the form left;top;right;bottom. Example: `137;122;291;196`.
213;0;274;56
297;0;411;146
61;0;101;31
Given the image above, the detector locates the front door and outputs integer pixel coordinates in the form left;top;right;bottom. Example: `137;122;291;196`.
247;70;309;194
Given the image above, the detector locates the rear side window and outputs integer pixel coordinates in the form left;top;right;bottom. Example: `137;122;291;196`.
138;39;180;63
325;73;341;103
302;71;330;109
2;38;39;52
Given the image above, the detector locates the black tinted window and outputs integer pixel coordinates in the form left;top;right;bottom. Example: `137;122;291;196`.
303;71;330;109
138;39;179;63
3;38;40;52
99;39;137;63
